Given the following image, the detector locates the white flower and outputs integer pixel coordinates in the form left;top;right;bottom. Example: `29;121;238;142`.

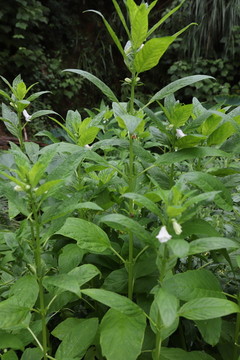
176;129;186;138
23;109;31;122
156;226;172;243
14;185;23;192
172;219;182;235
84;144;92;149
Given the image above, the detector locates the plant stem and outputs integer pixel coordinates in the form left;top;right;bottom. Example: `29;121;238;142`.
17;111;24;151
154;313;162;360
127;74;137;300
30;193;48;360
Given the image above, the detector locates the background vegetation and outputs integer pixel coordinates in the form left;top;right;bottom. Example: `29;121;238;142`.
0;0;240;127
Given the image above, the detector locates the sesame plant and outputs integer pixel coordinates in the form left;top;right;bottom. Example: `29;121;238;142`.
0;1;240;360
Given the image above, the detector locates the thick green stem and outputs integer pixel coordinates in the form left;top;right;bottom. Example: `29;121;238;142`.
127;74;137;300
30;194;48;360
17;111;24;151
233;295;240;360
154;313;162;360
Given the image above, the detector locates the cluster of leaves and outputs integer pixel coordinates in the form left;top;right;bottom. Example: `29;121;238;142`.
0;1;240;360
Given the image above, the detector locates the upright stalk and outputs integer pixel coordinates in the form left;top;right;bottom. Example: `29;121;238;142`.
29;192;48;360
17;110;24;151
127;73;137;299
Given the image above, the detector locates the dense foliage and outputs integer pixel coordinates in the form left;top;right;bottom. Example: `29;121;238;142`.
0;1;240;360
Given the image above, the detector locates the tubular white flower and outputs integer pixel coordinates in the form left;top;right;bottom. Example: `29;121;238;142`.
156;226;172;243
176;129;186;138
23;109;31;122
172;219;182;235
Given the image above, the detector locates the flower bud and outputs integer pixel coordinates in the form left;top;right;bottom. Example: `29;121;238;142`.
176;129;186;138
172;218;182;235
14;185;23;192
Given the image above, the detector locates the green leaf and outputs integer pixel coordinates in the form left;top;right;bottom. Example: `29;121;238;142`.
26;91;50;102
100;309;146;360
1;103;20;138
0;298;30;330
9;275;39;308
99;213;153;244
78;126;99;146
43;274;81;297
34;180;63;197
176;134;207;148
52;318;98;360
58;244;84;273
148;75;214;105
1;350;18;360
155;147;230;165
0;333;24;351
160;347;215;360
135;37;176;73
20;348;43;360
163;269;225;301
207;122;235;146
69;264;101;288
167;239;190;258
102;268;128;292
131;3;148;50
120;114;143;134
195;318;221;346
188;237;237;255
122;192;161;216
28;147;57;187
81;288;144;316
180;171;233;211
57;217;111;253
112;0;130;38
181;219;220;237
30;110;58;121
179;297;239;320
64;69;119;102
155;288;179;327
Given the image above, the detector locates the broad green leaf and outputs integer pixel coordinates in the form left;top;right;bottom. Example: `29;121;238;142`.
58;244;84;273
207;122;235;146
81;288;144;316
0;298;30;330
131;3;148;50
78;126;99;146
155;147;230;165
176;134;207;148
180;172;232;211
135;37;176;73
103;268;128;292
28;147;57;187
100;308;146;360
120;114;143;134
195;318;221;346
43;274;81;297
122;192;162;217
34;179;63;197
99;213;153;244
0;182;28;216
57;217;111;253
148;75;214;105
189;237;237;255
9;275;39;308
52;318;98;360
181;219;220;237
64;69;119;102
0;89;12;101
1;103;20;138
167;239;190;258
69;264;101;288
1;350;18;360
179;297;239;320
0;333;24;351
160;347;215;360
20;348;43;360
150;299;179;339
155;288;179;327
163;269;225;301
